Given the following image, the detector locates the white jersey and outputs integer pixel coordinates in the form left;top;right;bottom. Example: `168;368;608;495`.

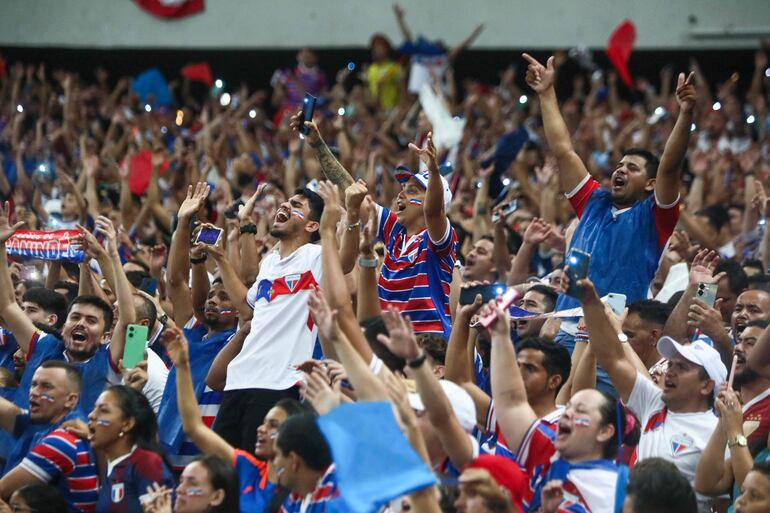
628;372;718;513
225;244;322;391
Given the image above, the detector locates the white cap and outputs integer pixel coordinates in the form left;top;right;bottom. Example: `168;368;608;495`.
656;336;727;398
408;379;476;433
393;165;453;212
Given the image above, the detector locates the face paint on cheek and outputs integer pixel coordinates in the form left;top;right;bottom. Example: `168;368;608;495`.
574;417;591;427
96;419;111;426
408;199;423;206
40;393;56;402
291;209;305;220
185;488;205;496
276;466;285;476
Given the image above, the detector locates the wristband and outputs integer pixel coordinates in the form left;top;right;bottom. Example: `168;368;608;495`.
239;224;258;234
190;255;207;264
407;352;427;369
346;221;361;231
358;257;378;268
158;313;168;326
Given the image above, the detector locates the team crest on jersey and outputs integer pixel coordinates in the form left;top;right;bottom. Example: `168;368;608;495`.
285;274;301;293
111;483;125;502
671;433;694;456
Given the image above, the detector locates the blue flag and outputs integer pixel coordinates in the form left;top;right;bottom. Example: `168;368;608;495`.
317;402;436;513
131;68;173;107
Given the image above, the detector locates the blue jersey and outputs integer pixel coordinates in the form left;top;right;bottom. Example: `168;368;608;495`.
556;177;679;313
234;449;276;513
0;328;18;373
158;320;233;470
96;447;175;513
16;333;118;414
376;206;457;339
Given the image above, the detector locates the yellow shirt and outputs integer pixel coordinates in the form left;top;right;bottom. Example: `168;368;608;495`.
367;61;402;110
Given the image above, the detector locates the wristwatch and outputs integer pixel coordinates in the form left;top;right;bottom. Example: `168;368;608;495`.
407;352;428;369
729;434;748;448
358;256;378;268
617;333;629;343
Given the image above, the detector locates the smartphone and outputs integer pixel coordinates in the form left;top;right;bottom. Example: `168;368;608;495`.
491;200;518;224
123;324;148;369
299;93;317;135
476;288;522;330
195;226;223;246
605;293;627;317
139;277;158;296
460;283;507;305
564;249;591;299
695;283;718;307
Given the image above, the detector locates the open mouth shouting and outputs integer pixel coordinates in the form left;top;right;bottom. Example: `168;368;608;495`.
612;174;627;194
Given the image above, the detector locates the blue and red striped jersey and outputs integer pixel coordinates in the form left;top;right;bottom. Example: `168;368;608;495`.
278;464;339;513
20;429;98;513
376;206;457;339
95;447;175;513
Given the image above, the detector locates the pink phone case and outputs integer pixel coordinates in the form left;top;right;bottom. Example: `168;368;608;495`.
477;288;521;329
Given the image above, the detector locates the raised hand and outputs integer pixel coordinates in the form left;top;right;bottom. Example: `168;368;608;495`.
178;182;211;221
716;386;744;440
238;182;269;224
0;201;24;244
307;287;340;343
123;360;148;392
289;110;321;143
688;298;725;339
522;53;556;94
72;224;106;260
457;284;484;320
675;72;697;113
344;179;368;214
408;132;439;174
377;307;420;361
688;249;724;286
161;326;189;367
316;180;344;235
540;480;565;513
142;482;172;513
523;217;553;245
302;367;341;415
95;216;118;253
359;197;378;254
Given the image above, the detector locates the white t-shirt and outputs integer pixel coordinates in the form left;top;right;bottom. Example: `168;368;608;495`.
225;244;322;391
628;372;718;513
142;348;169;414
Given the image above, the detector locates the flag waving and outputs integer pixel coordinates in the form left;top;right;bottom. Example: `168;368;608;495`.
606;19;636;88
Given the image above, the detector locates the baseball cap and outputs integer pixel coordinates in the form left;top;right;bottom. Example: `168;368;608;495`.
392;165;453;212
656;336;727;398
463;455;526;512
406;379;476;433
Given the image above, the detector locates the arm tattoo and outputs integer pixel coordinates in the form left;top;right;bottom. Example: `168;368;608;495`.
311;139;354;188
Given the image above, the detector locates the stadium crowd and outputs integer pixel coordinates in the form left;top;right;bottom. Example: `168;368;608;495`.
1;5;770;513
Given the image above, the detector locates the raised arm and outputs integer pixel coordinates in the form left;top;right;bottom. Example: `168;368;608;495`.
448;23;485;62
168;183;210;326
379;308;475;468
315;181;374;363
409;133;449;243
655;72;696;206
0;201;36;352
165;327;235;462
522;54;588;193
94;217;136;367
356;199;382;321
341;180;368;274
206;322;248;391
488;300;539;453
202;229;251;319
576;277;638;402
308;288;388;402
392;4;413;43
290;113;354;189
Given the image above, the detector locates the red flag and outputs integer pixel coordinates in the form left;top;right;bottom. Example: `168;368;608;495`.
126;150;170;196
606;20;636;88
181;62;213;87
134;0;204;19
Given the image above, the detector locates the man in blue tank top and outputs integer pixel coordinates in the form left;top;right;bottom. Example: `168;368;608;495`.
522;54;697;392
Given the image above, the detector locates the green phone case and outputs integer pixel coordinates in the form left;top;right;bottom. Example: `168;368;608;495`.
123;324;149;369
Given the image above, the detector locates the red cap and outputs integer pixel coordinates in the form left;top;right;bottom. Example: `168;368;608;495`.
464;455;527;512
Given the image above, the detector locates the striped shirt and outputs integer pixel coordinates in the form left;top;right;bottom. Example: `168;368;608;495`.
20;429;98;513
376;206;457;339
278;464;339;513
